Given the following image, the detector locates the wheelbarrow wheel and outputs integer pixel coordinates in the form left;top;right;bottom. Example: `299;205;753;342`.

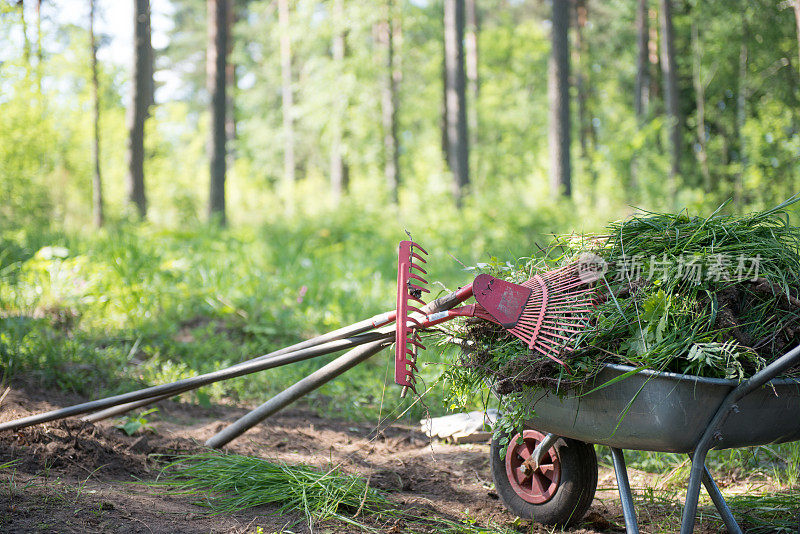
490;428;597;526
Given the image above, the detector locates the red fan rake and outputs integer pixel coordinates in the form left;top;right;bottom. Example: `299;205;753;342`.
473;264;597;368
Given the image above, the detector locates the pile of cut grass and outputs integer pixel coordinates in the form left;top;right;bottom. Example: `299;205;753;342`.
154;452;391;531
152;452;517;533
442;198;800;405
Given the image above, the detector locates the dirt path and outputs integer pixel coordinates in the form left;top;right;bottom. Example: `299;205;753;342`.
0;387;778;533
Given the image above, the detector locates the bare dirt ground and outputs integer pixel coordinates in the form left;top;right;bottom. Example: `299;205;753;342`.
0;386;783;533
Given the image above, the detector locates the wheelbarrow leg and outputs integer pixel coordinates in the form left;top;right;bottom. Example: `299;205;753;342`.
681;450;711;534
611;448;639;534
682;343;800;533
697;462;742;534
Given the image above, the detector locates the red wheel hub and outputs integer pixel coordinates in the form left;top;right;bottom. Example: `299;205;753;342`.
505;429;561;504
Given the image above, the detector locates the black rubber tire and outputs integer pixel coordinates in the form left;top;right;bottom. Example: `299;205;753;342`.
490;430;597;526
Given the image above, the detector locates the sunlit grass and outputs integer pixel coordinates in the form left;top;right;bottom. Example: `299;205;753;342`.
152;451;517;534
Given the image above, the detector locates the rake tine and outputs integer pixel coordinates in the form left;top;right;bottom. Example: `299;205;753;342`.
411;252;427;264
410;263;428;274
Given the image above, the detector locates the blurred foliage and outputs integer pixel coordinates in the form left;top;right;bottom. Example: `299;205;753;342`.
0;198;568;420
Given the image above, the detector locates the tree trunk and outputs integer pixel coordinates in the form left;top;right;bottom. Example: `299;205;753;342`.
735;41;748;204
573;0;592;161
379;0;400;202
278;0;295;212
207;0;228;224
441;41;450;169
464;0;478;99
90;0;103;228
630;0;649;194
634;0;650;120
330;0;347;200
19;1;31;67
443;0;469;205
691;20;710;190
226;1;236;161
548;0;571;198
648;7;661;106
465;0;478;139
659;0;680;199
127;0;152;219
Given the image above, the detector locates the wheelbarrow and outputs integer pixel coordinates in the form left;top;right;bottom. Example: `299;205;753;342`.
390;240;800;533
489;348;800;533
388;240;800;532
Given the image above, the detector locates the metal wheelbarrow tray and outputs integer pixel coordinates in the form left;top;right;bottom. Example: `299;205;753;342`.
490;345;800;534
522;363;800;453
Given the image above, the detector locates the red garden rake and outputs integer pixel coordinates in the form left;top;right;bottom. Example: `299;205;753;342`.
394;240;598;395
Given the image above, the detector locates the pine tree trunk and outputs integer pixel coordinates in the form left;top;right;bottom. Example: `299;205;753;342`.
630;0;649;194
659;0;680;199
573;0;591;160
380;0;400;202
207;0;228;224
441;41;450;169
648;7;661;108
225;1;236;161
90;0;103;228
127;0;151;219
548;0;571;198
330;0;347;200
443;0;469;205
278;0;295;211
691;20;711;190
634;0;650;120
465;0;478;141
735;41;748;204
464;0;478;99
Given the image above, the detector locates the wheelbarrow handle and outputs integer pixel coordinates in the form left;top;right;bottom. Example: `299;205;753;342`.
731;342;800;401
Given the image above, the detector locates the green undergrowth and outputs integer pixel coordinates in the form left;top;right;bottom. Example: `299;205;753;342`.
0;198;571;422
597;442;800;489
628;483;800;533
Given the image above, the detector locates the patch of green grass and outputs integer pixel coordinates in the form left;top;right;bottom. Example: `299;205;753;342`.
720;487;800;533
154;452;391;531
115;408;159;436
595;442;800;491
153;452;516;534
628;484;800;534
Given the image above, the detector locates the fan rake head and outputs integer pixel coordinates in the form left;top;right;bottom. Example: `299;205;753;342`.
473;262;597;368
395;240;429;394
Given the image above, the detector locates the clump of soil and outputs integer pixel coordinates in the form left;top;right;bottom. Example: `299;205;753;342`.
0;419;198;480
